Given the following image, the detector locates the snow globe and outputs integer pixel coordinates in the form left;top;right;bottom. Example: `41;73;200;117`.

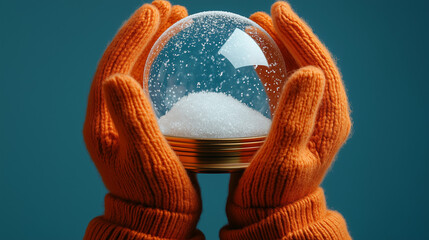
143;11;286;172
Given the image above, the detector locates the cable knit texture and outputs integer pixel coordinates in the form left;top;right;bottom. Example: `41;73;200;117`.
83;1;204;239
220;2;352;239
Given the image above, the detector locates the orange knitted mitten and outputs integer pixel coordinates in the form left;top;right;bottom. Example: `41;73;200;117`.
83;1;204;239
221;2;352;239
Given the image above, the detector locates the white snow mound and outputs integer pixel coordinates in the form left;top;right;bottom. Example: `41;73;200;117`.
158;91;271;138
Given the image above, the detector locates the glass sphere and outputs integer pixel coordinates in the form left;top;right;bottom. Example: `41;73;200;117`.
143;11;286;139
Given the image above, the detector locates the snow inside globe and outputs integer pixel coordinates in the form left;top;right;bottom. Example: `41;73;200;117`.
143;11;287;172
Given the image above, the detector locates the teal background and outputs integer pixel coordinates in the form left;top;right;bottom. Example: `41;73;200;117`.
1;0;428;239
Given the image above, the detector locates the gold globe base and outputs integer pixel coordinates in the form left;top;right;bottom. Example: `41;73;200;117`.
165;135;266;173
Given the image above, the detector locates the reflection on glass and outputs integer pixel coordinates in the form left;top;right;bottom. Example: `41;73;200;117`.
218;28;269;69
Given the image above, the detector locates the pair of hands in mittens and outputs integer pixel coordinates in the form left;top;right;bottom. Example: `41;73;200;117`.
83;1;351;239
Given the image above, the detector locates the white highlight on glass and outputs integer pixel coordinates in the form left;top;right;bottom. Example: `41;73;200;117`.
218;28;269;69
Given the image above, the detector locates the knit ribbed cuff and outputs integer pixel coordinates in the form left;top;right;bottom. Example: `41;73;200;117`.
220;188;351;240
83;194;204;240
